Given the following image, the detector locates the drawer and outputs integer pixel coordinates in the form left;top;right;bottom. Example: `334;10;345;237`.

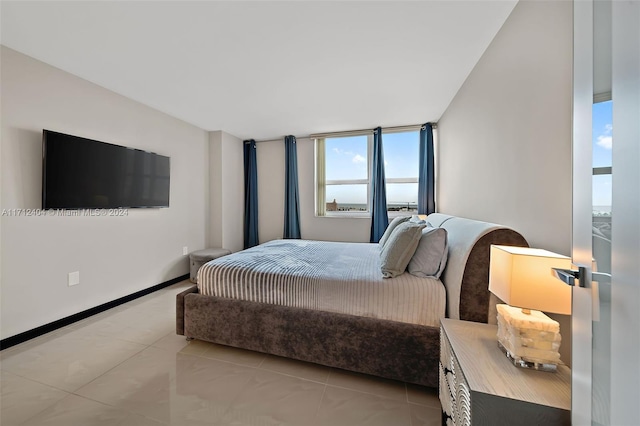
452;356;471;426
440;327;471;426
439;362;455;424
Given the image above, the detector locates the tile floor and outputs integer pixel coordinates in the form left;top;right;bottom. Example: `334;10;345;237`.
0;281;442;426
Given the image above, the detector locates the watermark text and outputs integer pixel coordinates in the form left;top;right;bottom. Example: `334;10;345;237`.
1;208;129;217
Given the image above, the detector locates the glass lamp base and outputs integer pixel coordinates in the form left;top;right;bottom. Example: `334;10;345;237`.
497;341;558;372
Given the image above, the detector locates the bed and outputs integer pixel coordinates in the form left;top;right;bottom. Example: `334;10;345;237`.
176;213;528;387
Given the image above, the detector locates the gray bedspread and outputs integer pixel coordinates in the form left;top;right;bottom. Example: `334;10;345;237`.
197;239;446;327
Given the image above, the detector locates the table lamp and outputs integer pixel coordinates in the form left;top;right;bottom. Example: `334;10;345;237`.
488;245;572;372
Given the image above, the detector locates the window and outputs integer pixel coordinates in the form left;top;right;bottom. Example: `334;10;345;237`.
315;129;420;216
592;98;612;274
592;99;612;217
317;134;370;215
382;131;419;215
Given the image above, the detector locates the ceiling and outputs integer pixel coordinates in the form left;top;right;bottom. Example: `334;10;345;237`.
1;1;517;140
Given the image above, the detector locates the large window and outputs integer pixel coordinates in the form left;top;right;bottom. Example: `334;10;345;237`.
383;131;419;214
323;135;370;213
316;129;420;216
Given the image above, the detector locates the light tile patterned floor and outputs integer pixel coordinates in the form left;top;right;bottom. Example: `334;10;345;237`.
0;281;441;426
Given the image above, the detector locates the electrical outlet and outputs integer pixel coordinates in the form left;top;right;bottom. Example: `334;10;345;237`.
182;246;188;256
68;271;80;287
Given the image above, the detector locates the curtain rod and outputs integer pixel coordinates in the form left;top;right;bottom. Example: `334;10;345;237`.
308;123;437;140
249;122;438;143
251;135;310;144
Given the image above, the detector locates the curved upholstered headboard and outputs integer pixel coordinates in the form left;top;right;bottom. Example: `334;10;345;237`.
426;213;529;324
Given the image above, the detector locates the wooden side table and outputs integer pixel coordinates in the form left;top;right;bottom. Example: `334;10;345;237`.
439;318;571;426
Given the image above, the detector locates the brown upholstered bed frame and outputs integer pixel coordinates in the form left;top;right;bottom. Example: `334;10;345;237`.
176;214;527;388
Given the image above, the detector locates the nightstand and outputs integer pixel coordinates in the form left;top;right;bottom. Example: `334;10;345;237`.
439;318;571;426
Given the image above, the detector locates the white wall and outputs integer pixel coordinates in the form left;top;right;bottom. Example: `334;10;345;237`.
0;47;209;339
255;137;370;244
209;130;243;253
437;0;573;256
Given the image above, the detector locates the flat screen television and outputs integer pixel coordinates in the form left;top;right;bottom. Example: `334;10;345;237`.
42;130;170;209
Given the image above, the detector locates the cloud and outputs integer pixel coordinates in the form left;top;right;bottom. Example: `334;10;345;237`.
332;147;356;156
597;135;612;149
595;122;613;149
331;146;362;164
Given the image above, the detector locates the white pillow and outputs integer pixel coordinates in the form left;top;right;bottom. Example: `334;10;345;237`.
407;227;448;278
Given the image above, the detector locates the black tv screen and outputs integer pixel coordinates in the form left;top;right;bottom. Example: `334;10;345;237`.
42;130;170;209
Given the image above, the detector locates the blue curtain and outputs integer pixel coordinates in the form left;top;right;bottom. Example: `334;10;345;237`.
283;135;301;239
243;139;259;249
370;127;389;243
418;123;435;215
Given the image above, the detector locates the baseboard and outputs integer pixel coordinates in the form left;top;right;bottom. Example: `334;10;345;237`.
0;273;189;351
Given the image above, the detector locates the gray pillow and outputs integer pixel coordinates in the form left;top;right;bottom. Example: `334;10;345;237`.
378;216;411;249
380;222;426;278
407;227;449;279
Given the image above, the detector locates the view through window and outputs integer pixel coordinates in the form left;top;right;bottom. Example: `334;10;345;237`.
325;135;369;213
320;130;420;215
593;100;612;216
383;131;419;214
592;99;612;274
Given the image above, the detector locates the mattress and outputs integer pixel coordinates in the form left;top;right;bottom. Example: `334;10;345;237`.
197;239;446;327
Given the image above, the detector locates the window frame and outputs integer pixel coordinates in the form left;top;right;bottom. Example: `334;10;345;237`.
315;128;421;218
317;132;373;218
383;129;420;218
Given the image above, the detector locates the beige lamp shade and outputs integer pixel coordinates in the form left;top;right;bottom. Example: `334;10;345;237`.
489;245;572;315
